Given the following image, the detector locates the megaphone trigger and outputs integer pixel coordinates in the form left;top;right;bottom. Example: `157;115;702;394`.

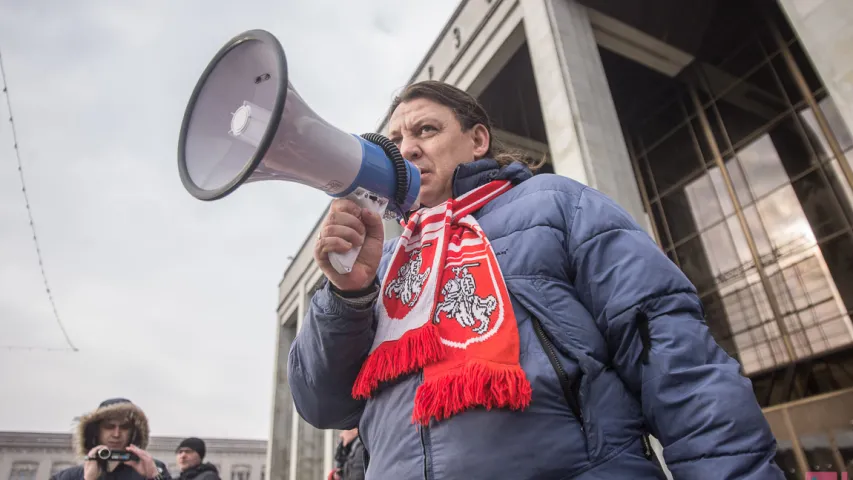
327;188;390;275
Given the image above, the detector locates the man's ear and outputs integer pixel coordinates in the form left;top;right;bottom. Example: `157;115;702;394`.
470;124;490;158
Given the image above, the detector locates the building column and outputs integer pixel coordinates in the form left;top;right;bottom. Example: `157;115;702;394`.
36;458;51;480
267;315;296;480
287;405;299;480
219;461;232;480
779;0;853;140
0;456;10;480
323;430;334;477
287;282;307;480
520;0;648;227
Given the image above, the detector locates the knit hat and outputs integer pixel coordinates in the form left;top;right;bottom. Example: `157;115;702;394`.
177;437;206;459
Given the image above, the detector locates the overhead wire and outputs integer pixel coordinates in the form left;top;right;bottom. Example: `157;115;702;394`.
0;48;78;352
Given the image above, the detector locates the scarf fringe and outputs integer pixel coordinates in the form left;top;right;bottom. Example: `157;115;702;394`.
352;322;445;399
411;361;532;425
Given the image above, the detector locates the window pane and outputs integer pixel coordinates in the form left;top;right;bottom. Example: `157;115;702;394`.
701;52;789;154
790;169;851;241
684;174;725;230
697;221;746;289
819;96;853;151
675;236;716;294
830;156;853;210
753;186;818;258
9;463;38;480
721;281;789;374
231;466;251;480
660;188;701;245
735;134;791;202
799;96;853;160
651;202;673;251
706;162;752;215
646;124;706;194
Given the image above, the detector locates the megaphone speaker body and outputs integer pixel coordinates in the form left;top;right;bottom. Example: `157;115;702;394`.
178;29;420;275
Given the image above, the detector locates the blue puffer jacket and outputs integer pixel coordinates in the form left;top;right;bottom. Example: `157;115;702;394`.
288;158;784;479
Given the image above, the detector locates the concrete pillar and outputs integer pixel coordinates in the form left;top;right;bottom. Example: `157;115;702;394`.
779;0;853;137
520;0;647;226
323;430;334;478
219;461;232;480
287;282;307;480
287;405;299;480
267;317;296;480
0;456;10;480
36;458;51;480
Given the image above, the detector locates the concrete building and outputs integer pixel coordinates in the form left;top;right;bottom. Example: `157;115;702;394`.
0;432;266;480
270;0;853;478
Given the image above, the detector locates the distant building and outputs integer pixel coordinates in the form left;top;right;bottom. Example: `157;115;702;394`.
0;432;266;480
269;0;853;478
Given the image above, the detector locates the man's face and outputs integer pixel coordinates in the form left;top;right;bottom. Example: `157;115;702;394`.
98;418;132;450
176;448;202;472
388;98;489;208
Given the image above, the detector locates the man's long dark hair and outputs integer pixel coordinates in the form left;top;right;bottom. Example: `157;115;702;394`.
387;80;546;171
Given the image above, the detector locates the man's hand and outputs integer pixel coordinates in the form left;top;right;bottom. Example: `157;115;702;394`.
83;446;105;480
314;198;385;292
125;445;160;479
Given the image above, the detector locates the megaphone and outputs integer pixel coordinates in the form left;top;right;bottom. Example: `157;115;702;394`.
177;29;420;275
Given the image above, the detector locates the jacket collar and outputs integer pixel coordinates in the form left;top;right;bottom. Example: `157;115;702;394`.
450;157;533;199
179;463;218;480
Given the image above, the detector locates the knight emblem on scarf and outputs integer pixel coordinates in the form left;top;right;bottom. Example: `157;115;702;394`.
433;262;498;335
384;247;431;307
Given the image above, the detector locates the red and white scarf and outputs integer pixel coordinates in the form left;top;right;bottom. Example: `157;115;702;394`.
351;180;532;425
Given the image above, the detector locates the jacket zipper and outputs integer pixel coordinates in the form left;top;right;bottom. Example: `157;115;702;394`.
418;371;432;480
641;434;653;459
530;316;584;430
419;424;429;480
358;430;370;475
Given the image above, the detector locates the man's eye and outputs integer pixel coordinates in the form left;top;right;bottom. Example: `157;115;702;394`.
421;125;436;133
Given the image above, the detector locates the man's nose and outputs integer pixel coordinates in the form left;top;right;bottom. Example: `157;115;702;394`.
399;138;421;161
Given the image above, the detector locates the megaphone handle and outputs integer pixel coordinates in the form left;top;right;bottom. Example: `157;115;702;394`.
329;188;389;275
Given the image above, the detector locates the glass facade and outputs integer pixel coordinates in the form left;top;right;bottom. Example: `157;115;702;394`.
599;1;853;476
605;2;853;379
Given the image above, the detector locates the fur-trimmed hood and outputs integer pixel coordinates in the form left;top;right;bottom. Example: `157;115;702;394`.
73;398;150;457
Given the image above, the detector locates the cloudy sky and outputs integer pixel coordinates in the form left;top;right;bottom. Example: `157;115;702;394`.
0;0;458;440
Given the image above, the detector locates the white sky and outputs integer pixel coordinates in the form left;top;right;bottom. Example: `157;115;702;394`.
0;0;459;440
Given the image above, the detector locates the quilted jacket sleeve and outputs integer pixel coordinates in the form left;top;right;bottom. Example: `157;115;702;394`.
287;280;377;430
566;186;784;479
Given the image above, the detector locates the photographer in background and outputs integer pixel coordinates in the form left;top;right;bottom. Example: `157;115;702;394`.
50;398;170;480
174;437;220;480
328;429;364;480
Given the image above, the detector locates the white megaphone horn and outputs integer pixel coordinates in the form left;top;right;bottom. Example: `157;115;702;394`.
177;29;420;275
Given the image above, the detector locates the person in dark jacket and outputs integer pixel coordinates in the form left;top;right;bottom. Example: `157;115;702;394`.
174;437;220;480
51;398;170;480
329;429;365;480
288;80;786;479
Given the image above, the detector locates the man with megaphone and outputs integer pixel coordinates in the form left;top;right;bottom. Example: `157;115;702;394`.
176;30;782;479
289;81;785;479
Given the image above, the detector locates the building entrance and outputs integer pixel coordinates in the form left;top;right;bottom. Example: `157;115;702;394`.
593;0;853;476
